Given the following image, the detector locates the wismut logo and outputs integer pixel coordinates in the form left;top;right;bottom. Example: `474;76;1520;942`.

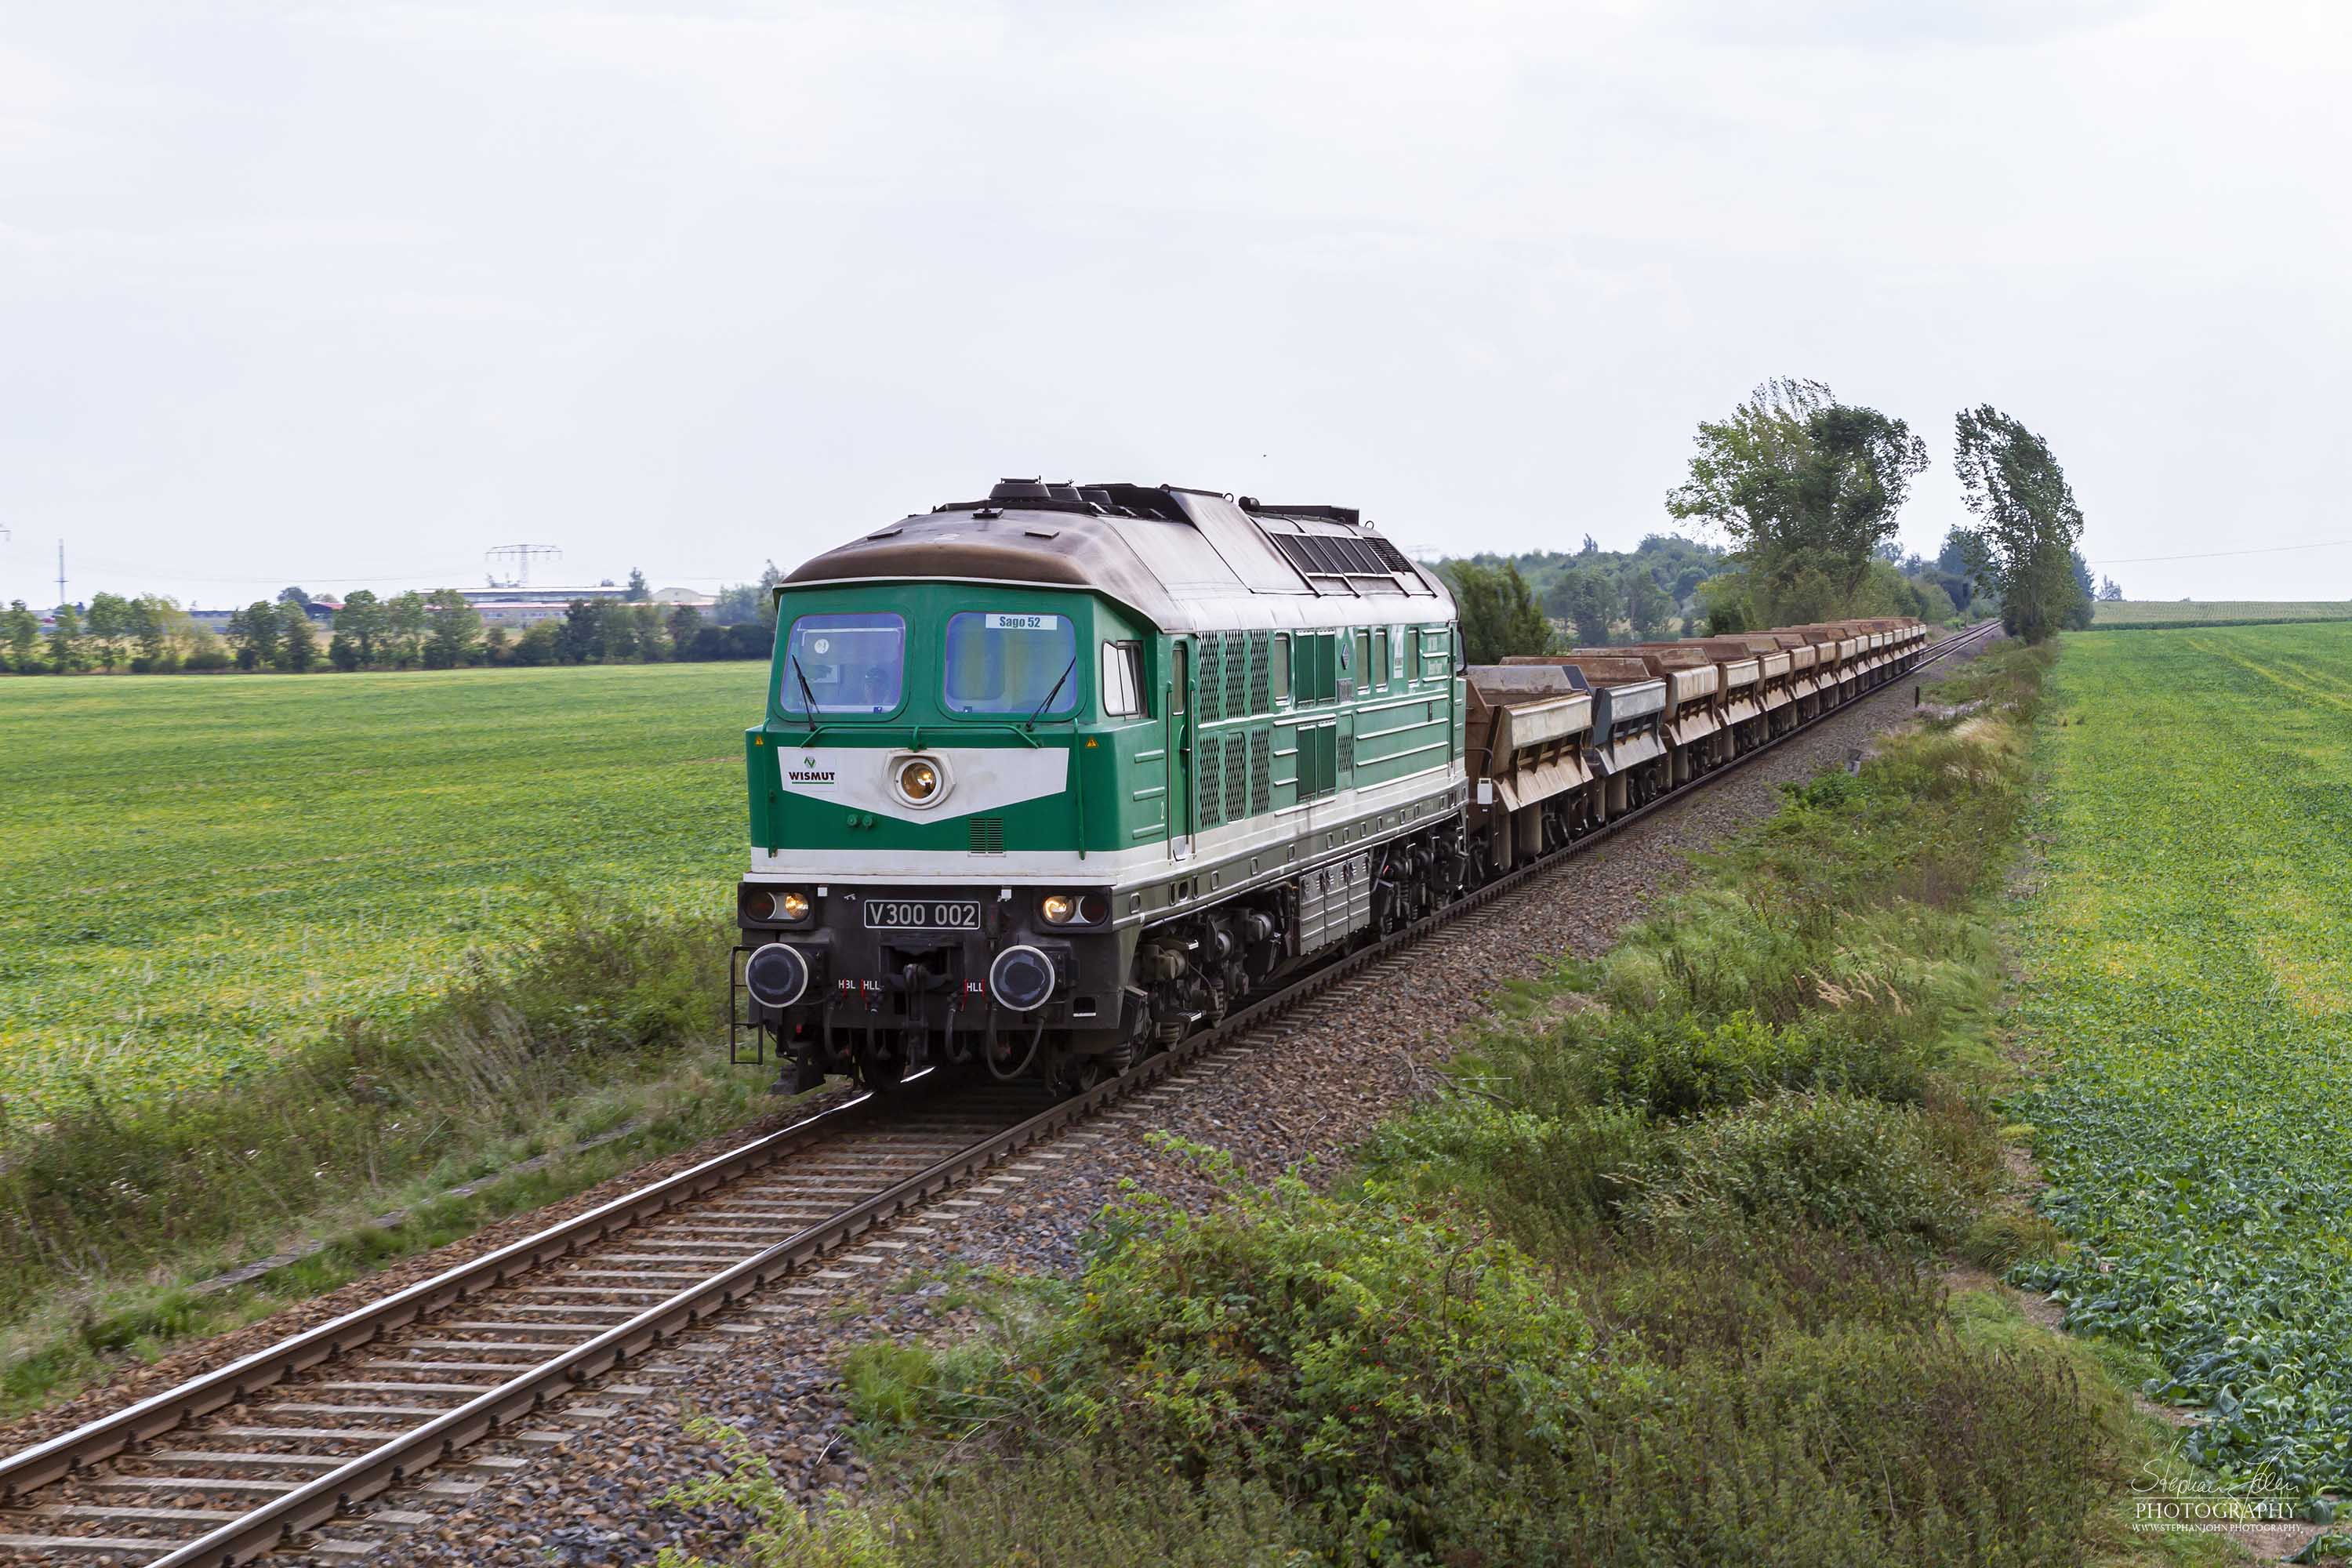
786;764;837;784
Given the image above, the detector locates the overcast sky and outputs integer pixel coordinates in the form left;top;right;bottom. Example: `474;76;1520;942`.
2;0;2345;608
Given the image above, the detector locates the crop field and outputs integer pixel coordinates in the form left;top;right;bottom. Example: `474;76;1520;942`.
0;664;764;1116
2019;622;2352;1494
2092;599;2352;628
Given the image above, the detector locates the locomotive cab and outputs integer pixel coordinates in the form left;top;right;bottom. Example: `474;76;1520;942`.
736;577;1155;1092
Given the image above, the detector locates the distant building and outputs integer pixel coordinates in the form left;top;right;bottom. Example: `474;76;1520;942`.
459;585;716;630
185;597;338;634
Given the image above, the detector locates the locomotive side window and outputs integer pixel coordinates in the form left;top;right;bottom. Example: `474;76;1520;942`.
943;612;1080;717
1099;641;1145;718
1272;634;1291;705
779;612;906;716
1371;629;1389;691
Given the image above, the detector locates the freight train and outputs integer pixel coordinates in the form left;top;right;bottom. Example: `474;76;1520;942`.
731;480;1928;1095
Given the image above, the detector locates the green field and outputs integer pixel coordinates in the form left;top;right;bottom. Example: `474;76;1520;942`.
2092;599;2352;628
0;664;763;1116
2020;622;2352;1494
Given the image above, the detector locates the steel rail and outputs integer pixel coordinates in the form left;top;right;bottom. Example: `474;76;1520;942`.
0;1094;898;1504
5;622;1994;1566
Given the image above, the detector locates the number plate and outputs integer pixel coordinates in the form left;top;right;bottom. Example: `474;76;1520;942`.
862;900;982;931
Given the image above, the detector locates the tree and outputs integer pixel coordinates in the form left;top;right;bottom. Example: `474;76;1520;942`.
1546;568;1615;647
335;590;389;667
4;601;41;673
276;602;318;671
1694;574;1753;634
559;598;605;663
47;603;87;672
1624;575;1673;641
85;592;135;672
1666;379;1929;623
2098;575;2123;602
630;601;665;659
1952;405;2087;645
1447;561;1552;665
624;568;649;603
483;626;511;664
512;621;561;666
228;601;280;670
1578;534;1599;557
2064;550;2096;631
277;586;310;608
710;583;764;626
385;592;429;666
666;604;705;654
423;588;483;668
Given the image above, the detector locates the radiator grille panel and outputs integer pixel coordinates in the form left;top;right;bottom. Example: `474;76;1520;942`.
967;816;1004;855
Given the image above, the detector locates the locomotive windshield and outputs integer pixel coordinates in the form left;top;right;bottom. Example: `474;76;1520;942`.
779;612;906;715
942;611;1079;717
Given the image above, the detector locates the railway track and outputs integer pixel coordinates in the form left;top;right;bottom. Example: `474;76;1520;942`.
0;620;1999;1568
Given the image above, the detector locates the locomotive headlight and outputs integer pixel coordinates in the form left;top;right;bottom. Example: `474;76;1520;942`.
1040;893;1076;925
894;756;944;808
738;884;813;927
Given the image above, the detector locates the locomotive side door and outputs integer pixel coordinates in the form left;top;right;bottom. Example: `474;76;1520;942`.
1168;638;1193;862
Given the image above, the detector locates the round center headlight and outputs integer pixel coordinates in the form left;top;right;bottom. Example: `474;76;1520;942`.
895;757;942;808
988;944;1056;1013
745;942;811;1008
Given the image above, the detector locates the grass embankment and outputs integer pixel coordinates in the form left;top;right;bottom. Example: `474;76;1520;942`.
2092;601;2352;631
661;644;2241;1567
0;901;780;1416
2013;625;2352;1511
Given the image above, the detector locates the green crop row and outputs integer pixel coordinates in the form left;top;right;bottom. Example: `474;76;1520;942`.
2016;623;2352;1499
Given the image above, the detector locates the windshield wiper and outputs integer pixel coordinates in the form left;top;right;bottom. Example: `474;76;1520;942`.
789;655;822;717
1025;655;1078;731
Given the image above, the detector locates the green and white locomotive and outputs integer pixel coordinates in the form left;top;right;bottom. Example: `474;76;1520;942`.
733;479;1468;1094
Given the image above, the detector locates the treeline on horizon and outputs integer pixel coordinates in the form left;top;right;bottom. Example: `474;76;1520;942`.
0;564;794;677
1440;379;2121;663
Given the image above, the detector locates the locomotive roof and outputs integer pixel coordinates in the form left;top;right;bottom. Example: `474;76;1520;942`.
781;480;1450;634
